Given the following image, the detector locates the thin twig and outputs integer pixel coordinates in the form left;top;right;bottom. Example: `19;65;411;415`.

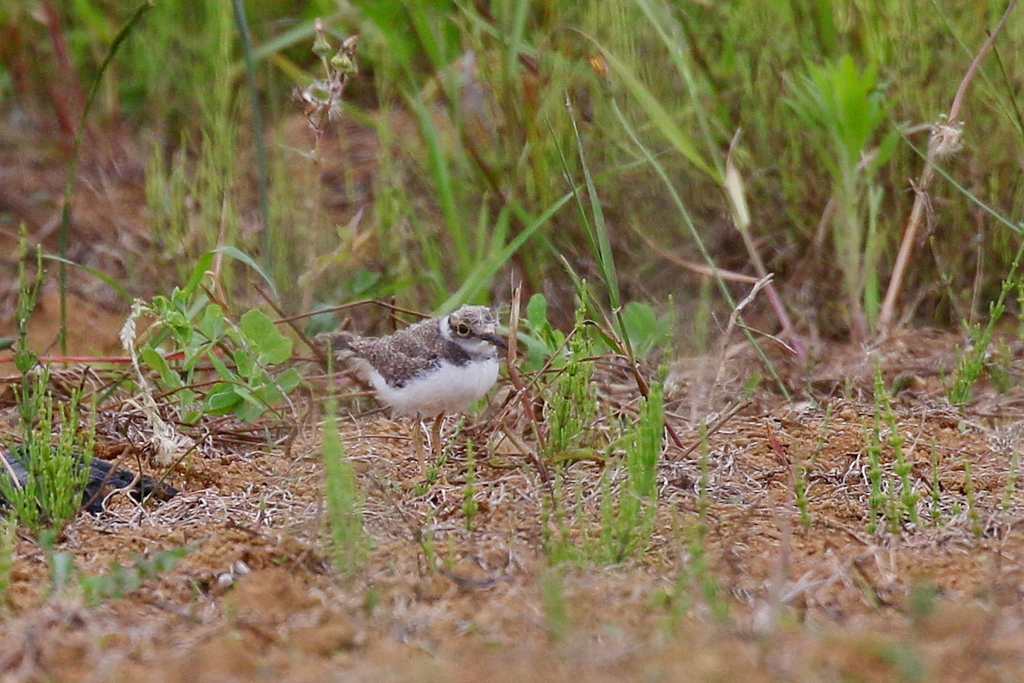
879;0;1017;333
677;399;749;460
725;131;807;363
504;285;549;480
276;299;429;326
713;273;775;388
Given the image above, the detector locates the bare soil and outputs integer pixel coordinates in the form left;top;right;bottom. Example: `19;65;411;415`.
4;119;1024;683
3;330;1024;683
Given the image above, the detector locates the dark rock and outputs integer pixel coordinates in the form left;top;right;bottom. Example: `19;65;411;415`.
0;448;178;515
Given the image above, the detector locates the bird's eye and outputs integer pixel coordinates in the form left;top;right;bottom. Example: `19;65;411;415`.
456;323;471;336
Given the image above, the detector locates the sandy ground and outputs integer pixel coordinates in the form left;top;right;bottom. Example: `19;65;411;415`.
3;333;1024;682
4;113;1024;683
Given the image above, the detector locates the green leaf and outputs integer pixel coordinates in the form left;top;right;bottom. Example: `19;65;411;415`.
275;367;302;393
205;383;242;414
140;348;181;389
233;347;257;382
621;301;668;356
871;128;903;174
349;0;416;65
593;40;719;182
526;293;549;331
239;310;292;365
233;385;269;422
42;255;132;303
198;303;226;341
254;367;302;408
258;383;284;406
786;55;887;164
439;193;573;312
181;252;215;299
180;339;209;373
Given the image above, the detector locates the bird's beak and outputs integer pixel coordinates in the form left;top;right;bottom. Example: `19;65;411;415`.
481;332;508;350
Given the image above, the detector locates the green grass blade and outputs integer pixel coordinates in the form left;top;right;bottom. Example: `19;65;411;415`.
231;0;272;272
252;18;319;61
58;1;154;353
439;192;573;311
630;0;722;178
565;103;621;313
42;256;132;303
585;35;719;182
211;246;278;295
406;89;470;284
612;99;790;400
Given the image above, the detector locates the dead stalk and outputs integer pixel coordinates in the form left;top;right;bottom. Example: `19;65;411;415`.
878;0;1018;333
725;133;806;363
713;273;774;388
505;285;550;481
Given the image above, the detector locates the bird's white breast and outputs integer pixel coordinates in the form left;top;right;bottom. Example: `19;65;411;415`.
367;356;499;417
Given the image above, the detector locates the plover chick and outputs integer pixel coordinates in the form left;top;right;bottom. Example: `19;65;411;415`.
318;305;507;468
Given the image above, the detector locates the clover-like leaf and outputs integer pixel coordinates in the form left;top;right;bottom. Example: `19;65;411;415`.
239;310;292;365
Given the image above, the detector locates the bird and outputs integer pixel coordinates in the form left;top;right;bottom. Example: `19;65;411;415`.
316;305;507;468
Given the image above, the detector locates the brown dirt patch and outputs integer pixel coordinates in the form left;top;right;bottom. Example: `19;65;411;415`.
2;356;1024;682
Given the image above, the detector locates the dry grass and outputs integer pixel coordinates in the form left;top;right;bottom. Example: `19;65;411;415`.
3;327;1024;681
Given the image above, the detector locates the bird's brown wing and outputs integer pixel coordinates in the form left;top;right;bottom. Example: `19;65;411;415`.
347;333;441;387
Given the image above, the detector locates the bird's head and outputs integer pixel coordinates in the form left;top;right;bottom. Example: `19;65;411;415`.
442;305;508;355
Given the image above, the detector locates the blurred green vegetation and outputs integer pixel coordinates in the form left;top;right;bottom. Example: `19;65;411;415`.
1;0;1022;347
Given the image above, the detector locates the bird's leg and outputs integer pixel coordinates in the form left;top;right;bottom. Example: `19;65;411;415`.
430;413;445;462
412;419;425;475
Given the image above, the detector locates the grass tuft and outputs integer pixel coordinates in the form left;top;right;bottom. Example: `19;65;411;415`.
321;395;366;574
3;230;95;536
785;55;896;338
2;368;95;536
